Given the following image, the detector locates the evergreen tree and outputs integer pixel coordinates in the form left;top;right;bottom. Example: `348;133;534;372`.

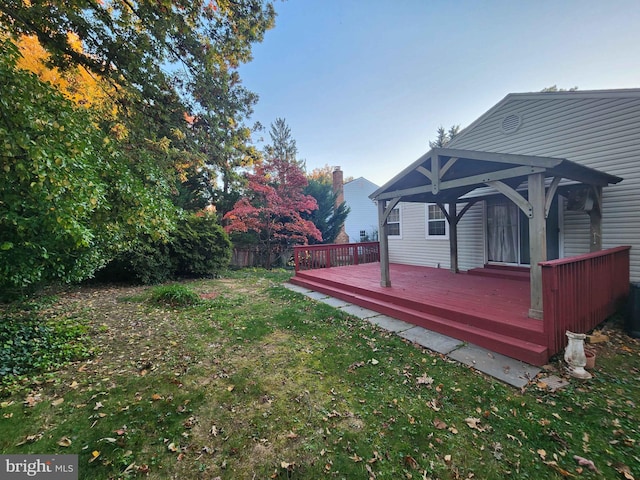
429;125;460;148
304;179;350;244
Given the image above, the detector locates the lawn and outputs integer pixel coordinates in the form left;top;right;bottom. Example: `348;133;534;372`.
0;269;638;479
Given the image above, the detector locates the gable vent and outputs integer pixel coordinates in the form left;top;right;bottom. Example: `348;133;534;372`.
501;113;522;134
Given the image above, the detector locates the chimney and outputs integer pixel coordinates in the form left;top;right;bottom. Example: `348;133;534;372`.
332;167;344;207
332;167;349;244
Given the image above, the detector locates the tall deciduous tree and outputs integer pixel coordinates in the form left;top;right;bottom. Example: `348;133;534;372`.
0;1;275;295
0;0;275;118
1;0;276;213
223;157;321;267
0;40;175;298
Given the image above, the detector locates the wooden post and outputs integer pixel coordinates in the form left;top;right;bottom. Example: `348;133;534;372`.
528;173;547;319
588;186;603;252
448;202;459;273
378;200;391;287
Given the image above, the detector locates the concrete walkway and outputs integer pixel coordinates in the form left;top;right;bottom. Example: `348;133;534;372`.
284;283;541;388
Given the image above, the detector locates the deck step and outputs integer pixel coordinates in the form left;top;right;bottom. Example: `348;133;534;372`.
467;266;530;281
290;276;548;366
292;272;546;345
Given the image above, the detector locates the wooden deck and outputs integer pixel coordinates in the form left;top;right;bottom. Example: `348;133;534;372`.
290;263;549;365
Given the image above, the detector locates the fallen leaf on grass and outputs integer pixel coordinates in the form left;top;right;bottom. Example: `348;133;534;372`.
286;431;298;439
573;455;598;472
368;451;382;464
94;401;103;410
16;434;42;446
613;462;635;480
416;374;434;385
426;399;440;411
349;454;363;462
151;394;163;401
347;361;365;372
544;461;575;477
365;463;376;477
51;398;64;407
506;433;520;443
433;418;447;430
404;455;418;469
537;449;547;460
370;358;379;365
227;385;235;392
24;395;42;407
549;430;568;449
57;437;72;447
465;417;482;430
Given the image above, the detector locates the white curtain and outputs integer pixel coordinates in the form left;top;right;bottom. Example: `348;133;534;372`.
487;203;518;263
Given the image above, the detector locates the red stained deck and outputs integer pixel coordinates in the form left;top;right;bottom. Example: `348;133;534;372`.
291;263;549;365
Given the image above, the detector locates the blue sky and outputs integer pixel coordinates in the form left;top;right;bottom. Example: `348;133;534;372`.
238;0;640;186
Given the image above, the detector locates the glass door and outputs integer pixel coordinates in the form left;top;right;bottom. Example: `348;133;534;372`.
487;200;519;263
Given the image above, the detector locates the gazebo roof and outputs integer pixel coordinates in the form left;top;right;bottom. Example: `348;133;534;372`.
370;148;623;204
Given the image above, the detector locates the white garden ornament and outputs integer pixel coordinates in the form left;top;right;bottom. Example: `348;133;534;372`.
564;331;592;379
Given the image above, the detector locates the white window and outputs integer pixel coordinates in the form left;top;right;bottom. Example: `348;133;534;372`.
426;204;448;238
387;207;401;237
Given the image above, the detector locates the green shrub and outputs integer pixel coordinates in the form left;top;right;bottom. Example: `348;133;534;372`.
171;214;232;277
96;236;175;285
148;284;201;307
96;214;231;284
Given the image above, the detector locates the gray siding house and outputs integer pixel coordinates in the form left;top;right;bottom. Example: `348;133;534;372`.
382;89;640;283
343;177;379;242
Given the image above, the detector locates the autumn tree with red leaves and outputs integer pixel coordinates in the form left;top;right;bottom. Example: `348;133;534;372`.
223;157;321;267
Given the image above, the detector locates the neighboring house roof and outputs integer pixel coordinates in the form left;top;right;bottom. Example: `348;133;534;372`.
345;177;379;189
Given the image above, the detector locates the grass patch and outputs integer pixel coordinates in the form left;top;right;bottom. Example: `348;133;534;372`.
0;270;638;479
147;284;202;307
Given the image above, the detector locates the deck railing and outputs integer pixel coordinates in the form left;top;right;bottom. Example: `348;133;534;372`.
293;242;380;272
541;245;631;356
